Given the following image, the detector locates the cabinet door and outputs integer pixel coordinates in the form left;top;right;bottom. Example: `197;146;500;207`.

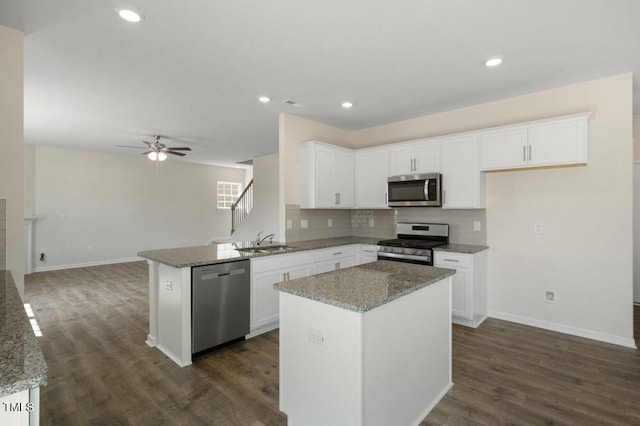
315;146;337;207
355;149;389;208
334;150;354;207
252;265;308;331
310;255;357;275
389;145;415;176
478;128;528;171
450;267;473;320
252;269;286;331
414;140;440;173
527;119;587;167
441;135;483;209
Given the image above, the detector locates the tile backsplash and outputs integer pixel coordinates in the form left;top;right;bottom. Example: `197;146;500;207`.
285;204;487;245
0;199;6;271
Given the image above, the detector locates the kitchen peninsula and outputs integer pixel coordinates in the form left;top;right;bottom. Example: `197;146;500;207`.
275;261;455;426
138;237;381;367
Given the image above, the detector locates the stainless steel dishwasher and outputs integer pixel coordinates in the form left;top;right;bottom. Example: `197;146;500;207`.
192;260;250;354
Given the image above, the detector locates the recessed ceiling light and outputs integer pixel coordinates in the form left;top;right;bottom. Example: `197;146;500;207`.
341;101;353;108
258;96;271;103
117;8;143;23
485;57;503;67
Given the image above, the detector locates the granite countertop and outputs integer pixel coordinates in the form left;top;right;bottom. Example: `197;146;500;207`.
274;260;456;312
137;236;382;268
0;270;48;398
434;244;488;254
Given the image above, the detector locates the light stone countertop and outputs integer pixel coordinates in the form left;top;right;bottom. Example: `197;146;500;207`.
273;260;456;312
434;244;488;254
137;236;381;268
0;270;48;398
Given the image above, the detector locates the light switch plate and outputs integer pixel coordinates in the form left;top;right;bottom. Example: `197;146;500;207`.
369;218;375;227
301;219;308;229
473;221;481;232
328;218;332;227
286;219;292;229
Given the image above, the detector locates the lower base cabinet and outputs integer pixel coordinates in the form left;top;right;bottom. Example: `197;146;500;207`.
434;250;487;328
250;244;372;336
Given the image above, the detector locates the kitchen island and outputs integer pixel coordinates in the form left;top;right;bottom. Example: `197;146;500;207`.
275;260;455;426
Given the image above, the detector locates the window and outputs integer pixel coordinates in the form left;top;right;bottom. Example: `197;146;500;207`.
217;181;242;209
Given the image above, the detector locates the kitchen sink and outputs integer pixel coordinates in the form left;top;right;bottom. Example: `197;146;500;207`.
237;245;295;254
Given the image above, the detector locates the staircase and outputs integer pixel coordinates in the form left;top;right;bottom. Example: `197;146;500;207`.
231;179;254;234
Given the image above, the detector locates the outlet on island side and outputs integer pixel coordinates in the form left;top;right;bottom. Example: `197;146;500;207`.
544;290;556;302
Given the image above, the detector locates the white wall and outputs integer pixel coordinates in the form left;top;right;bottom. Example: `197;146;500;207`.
0;25;24;295
281;74;634;346
30;145;245;271
231;154;282;243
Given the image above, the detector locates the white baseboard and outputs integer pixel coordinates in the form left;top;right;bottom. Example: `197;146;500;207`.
32;257;143;273
411;381;453;426
246;322;279;339
156;344;192;367
488;310;637;349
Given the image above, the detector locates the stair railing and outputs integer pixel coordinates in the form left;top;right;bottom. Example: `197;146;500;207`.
231;179;254;234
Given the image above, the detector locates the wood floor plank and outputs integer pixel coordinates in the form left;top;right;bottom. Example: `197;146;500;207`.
24;262;640;425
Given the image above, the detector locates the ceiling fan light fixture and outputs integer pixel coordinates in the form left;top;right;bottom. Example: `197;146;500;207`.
117;8;143;23
158;152;168;161
147;151;158;161
258;96;271;103
341;101;353;108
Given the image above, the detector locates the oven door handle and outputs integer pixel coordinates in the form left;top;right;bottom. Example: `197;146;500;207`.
377;251;432;263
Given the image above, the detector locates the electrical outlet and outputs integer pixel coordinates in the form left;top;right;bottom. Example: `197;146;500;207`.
544;290;556;302
39;252;46;262
328;218;332;227
308;328;324;345
286;219;292;229
369;218;375;227
534;223;543;234
473;221;481;232
165;281;173;291
64;246;71;254
59;214;66;221
87;245;93;252
301;219;308;229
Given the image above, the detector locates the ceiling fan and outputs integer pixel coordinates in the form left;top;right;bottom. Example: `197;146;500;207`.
118;135;192;161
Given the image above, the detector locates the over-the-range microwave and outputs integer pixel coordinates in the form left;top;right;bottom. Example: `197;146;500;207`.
387;173;442;207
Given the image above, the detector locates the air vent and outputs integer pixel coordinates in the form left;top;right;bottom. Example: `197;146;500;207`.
282;99;303;107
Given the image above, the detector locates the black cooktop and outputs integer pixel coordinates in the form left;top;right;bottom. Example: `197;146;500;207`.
377;238;447;250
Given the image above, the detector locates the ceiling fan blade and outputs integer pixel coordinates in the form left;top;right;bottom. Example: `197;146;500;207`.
166;151;186;156
141;150;154;155
142;141;155;148
166;147;191;151
116;145;146;149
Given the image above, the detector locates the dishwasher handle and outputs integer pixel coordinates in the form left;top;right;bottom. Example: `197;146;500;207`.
200;268;247;280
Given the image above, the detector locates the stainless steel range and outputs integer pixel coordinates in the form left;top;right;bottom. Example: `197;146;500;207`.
377;222;449;266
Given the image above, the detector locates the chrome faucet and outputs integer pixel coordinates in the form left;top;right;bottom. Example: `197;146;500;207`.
255;231;275;246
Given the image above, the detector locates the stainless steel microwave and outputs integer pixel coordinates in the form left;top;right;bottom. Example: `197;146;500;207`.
387;173;442;207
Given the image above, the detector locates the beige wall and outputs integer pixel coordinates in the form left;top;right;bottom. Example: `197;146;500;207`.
634;115;640;159
0;26;24;295
282;73;634;344
32;145;246;270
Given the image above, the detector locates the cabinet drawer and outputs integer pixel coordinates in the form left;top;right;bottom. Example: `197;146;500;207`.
312;245;358;262
251;251;312;274
434;251;472;268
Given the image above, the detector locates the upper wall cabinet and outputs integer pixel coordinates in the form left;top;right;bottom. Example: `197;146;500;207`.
300;141;354;209
479;113;590;171
355;147;390;209
441;135;485;209
389;139;440;176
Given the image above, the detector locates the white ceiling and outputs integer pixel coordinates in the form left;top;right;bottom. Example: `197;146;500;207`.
1;0;639;166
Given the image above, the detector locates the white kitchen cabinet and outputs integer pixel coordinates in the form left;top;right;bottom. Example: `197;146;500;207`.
434;250;487;328
389;139;440;176
300;141;354;209
479;113;590;171
251;252;312;334
359;244;379;264
441;135;485;209
355;147;390;208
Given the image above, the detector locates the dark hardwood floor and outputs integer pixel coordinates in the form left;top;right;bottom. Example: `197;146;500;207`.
25;262;640;425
